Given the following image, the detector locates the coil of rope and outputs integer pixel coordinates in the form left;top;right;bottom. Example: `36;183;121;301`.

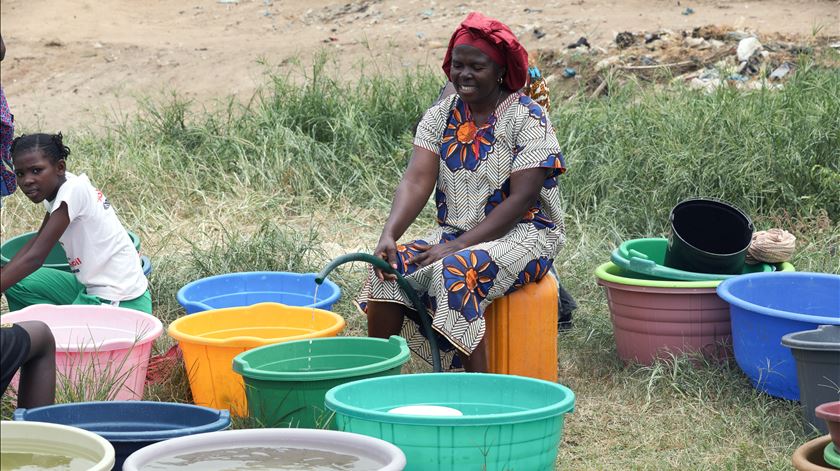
746;228;796;264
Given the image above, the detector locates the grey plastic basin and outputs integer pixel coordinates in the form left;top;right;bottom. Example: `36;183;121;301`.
122;428;406;471
782;325;840;434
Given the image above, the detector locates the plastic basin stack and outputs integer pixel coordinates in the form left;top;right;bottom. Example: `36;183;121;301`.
167;302;345;416
717;272;840;400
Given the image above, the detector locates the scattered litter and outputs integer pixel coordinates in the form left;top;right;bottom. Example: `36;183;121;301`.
698;68;720;80
615;31;635;49
567;37;591;49
689;76;721;92
533;28;547;40
644;33;661;44
595;56;621;71
736;37;762;61
690;25;729;41
769;63;793;80
217;0;238;3
738;56;762;76
421;9;434;18
93;42;104;49
524;7;543;14
537;25;824;98
790;45;814;55
416;32;426;40
682;7;695;15
830;42;840;50
685;37;709;49
726;31;751;41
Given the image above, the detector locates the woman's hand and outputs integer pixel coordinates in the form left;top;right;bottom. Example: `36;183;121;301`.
371;145;440;281
410;240;464;268
373;235;399;281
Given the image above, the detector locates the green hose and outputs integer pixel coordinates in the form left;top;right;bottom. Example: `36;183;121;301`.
315;252;442;373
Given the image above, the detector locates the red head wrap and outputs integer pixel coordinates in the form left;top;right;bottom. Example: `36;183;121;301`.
442;12;529;91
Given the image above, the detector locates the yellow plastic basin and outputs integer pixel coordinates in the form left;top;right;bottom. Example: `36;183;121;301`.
168;302;345;416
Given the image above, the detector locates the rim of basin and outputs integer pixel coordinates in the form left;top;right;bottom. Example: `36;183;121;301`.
717;272;840;324
167;302;346;348
13;401;231;442
325;373;576;426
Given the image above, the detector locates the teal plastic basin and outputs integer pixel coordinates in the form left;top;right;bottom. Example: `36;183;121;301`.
233;336;409;429
0;230;141;271
325;373;575;470
612;238;774;281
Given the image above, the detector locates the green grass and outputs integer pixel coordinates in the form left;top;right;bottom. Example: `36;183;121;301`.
1;57;838;470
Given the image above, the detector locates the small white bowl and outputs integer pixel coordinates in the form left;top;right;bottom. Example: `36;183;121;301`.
387;405;464;417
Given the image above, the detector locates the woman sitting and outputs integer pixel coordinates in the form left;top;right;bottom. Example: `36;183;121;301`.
358;12;567;371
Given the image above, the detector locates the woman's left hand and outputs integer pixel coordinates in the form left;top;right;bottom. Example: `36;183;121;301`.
410;241;464;268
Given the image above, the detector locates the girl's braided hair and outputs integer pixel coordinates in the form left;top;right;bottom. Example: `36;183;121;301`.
10;132;71;162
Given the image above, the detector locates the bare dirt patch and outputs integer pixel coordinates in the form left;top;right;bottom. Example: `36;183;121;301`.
1;0;838;130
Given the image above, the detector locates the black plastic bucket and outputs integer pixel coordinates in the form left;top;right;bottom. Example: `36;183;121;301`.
781;325;840;434
664;198;754;274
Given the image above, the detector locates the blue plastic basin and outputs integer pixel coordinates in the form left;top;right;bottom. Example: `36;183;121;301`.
140;255;152;277
717;272;840;400
176;271;341;314
14;401;230;471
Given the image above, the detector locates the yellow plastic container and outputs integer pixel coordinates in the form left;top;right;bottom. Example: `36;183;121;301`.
485;274;559;382
168;302;345;416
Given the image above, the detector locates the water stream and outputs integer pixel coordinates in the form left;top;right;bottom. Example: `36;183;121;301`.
308;283;320;372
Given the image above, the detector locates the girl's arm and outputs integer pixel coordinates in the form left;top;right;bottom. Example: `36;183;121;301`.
7;213;50;263
0;203;69;292
373;145;439;280
411;167;548;267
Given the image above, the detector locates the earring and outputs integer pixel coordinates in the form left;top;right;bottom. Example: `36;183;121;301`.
497;77;503;84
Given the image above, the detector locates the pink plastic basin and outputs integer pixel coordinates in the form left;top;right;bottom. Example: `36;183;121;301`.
2;305;162;400
596;263;732;365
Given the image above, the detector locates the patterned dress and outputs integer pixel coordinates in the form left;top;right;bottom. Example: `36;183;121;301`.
357;92;566;370
0;86;15;198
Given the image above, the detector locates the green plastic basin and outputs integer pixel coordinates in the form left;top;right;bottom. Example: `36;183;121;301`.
325;373;575;470
595;261;795;289
0;230;141;271
612;238;774;281
233;336;410;429
826;442;840;468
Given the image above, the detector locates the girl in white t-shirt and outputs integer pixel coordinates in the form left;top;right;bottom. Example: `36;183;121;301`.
0;133;150;313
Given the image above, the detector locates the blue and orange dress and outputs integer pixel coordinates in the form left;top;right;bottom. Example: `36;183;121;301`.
357;92;567;370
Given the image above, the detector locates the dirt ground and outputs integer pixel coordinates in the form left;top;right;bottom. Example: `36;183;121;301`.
1;0;838;131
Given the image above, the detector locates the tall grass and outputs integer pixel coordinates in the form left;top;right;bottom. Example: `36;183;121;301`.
1;57;838;469
554;63;839;237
